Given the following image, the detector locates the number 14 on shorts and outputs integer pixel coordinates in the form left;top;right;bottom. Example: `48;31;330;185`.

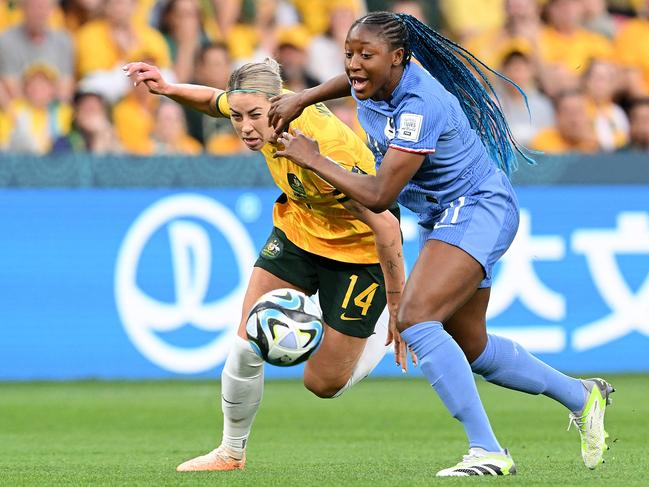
340;275;378;321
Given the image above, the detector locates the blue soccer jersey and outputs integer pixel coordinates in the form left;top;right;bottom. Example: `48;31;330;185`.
352;62;520;286
352;62;496;219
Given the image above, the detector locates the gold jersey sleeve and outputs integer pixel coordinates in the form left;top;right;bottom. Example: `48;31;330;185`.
213;92;379;264
214;91;230;118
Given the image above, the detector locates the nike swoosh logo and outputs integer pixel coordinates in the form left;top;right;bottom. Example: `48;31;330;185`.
222;395;243;405
340;313;362;321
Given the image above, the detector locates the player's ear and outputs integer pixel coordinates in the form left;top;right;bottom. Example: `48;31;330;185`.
392;48;404;67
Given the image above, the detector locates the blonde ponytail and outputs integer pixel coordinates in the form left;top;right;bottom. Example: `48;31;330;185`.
227;58;283;98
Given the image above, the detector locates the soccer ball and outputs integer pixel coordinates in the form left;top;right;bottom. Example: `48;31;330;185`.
246;288;324;366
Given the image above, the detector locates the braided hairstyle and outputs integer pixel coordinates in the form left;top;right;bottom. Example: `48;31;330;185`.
351;12;533;175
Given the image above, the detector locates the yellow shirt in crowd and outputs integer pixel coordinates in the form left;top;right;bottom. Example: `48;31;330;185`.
530;128;600;154
466;26;613;74
538;27;613;74
0;110;10;148
154;135;202;155
615;18;649;94
292;0;364;36
0;3;64;31
464;30;531;71
112;93;156;155
214;92;380;264
75;19;171;79
206;132;245;155
113;93;201;156
224;24;260;62
440;0;505;39
586;100;629;150
5;99;72;154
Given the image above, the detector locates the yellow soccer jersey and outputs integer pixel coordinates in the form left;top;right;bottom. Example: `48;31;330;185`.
214;92;379;264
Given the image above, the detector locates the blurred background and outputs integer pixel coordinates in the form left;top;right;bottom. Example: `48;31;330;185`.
0;0;647;380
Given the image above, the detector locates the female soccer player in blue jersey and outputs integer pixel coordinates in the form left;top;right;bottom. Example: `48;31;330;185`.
269;11;614;477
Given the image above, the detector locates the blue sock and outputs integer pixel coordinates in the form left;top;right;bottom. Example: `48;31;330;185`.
471;334;587;412
401;321;502;453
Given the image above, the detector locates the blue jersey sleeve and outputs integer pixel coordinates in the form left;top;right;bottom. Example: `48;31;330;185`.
388;94;446;154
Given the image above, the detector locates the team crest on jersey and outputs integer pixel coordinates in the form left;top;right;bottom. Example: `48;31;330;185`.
314;102;331;116
384;117;396;139
287;173;307;199
261;235;283;259
397;113;423;142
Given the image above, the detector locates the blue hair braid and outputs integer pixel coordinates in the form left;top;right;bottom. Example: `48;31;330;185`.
354;12;534;175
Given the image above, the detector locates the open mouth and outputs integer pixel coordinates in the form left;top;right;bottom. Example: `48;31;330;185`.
242;137;261;147
350;77;369;92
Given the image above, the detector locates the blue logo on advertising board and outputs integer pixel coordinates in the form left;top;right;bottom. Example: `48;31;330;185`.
0;186;647;379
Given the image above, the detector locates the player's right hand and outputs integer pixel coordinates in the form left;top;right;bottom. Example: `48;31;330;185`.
122;62;169;96
386;315;417;373
268;92;305;138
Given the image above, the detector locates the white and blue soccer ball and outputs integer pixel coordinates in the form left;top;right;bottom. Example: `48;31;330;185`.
246;288;324;367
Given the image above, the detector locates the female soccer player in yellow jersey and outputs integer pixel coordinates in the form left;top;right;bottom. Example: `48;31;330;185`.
123;58;409;472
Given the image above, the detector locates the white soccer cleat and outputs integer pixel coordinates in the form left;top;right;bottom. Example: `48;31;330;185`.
176;445;246;472
436;448;516;476
568;378;615;469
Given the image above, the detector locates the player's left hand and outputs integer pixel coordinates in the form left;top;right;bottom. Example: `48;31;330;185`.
268;92;305;138
273;129;320;168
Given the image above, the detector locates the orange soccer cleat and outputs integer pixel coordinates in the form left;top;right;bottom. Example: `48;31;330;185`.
176;445;246;472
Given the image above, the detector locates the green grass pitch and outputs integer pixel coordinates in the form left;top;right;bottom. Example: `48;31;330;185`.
1;375;647;486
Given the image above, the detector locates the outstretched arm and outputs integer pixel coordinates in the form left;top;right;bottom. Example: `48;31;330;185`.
275;129;425;213
268;74;350;136
122;61;224;117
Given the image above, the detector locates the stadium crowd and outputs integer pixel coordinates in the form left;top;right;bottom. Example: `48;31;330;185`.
0;0;647;156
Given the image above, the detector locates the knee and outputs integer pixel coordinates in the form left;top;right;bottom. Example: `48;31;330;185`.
395;296;416;332
303;374;346;399
396;299;425;332
395;291;446;332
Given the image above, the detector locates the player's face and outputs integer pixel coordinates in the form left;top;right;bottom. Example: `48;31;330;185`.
228;93;274;150
344;25;404;101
